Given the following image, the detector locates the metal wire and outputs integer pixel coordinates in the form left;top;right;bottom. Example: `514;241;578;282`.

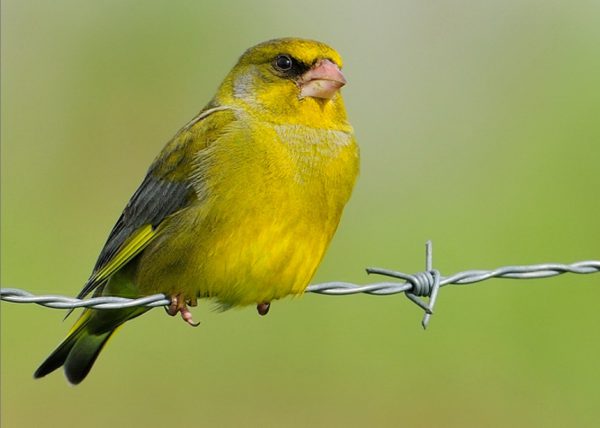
2;241;599;328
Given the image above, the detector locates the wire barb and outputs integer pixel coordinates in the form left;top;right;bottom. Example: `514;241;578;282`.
367;241;441;328
1;242;599;328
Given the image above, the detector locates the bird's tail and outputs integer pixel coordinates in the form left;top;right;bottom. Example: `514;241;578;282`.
34;311;118;385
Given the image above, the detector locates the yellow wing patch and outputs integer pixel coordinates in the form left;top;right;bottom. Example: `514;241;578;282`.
66;307;91;336
90;224;156;285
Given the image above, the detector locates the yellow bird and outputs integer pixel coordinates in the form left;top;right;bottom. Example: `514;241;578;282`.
34;37;359;384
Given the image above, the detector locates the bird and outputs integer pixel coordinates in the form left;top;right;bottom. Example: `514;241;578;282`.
34;37;359;384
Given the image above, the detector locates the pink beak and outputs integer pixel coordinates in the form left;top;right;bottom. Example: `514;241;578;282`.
299;59;346;100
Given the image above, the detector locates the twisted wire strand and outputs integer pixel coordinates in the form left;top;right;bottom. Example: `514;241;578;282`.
2;241;598;328
305;261;600;294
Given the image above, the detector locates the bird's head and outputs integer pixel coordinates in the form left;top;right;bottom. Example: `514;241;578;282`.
216;38;350;128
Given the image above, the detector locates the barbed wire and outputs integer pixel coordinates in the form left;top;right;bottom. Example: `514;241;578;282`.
2;242;599;328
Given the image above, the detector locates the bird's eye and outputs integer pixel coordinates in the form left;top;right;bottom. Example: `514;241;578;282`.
274;54;293;71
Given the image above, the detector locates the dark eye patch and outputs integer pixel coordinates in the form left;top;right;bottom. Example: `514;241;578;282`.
272;54;310;78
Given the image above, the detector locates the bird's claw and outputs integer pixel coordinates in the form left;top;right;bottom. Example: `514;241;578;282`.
257;302;270;316
165;294;200;327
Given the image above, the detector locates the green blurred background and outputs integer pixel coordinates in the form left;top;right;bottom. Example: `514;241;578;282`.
2;1;599;427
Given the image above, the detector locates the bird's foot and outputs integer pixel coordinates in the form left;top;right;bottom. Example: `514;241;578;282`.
166;294;200;327
257;302;270;316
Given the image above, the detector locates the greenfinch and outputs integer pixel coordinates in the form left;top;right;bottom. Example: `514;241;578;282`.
34;37;359;384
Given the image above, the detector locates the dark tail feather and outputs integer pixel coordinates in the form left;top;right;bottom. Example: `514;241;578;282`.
34;334;78;380
34;312;117;385
63;330;114;384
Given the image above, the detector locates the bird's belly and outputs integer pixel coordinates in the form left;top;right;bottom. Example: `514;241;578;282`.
136;201;337;308
199;214;332;306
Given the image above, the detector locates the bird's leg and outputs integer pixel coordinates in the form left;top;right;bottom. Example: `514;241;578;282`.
257;302;270;316
166;294;200;327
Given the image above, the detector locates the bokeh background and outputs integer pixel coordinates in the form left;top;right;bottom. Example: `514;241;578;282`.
2;1;599;427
